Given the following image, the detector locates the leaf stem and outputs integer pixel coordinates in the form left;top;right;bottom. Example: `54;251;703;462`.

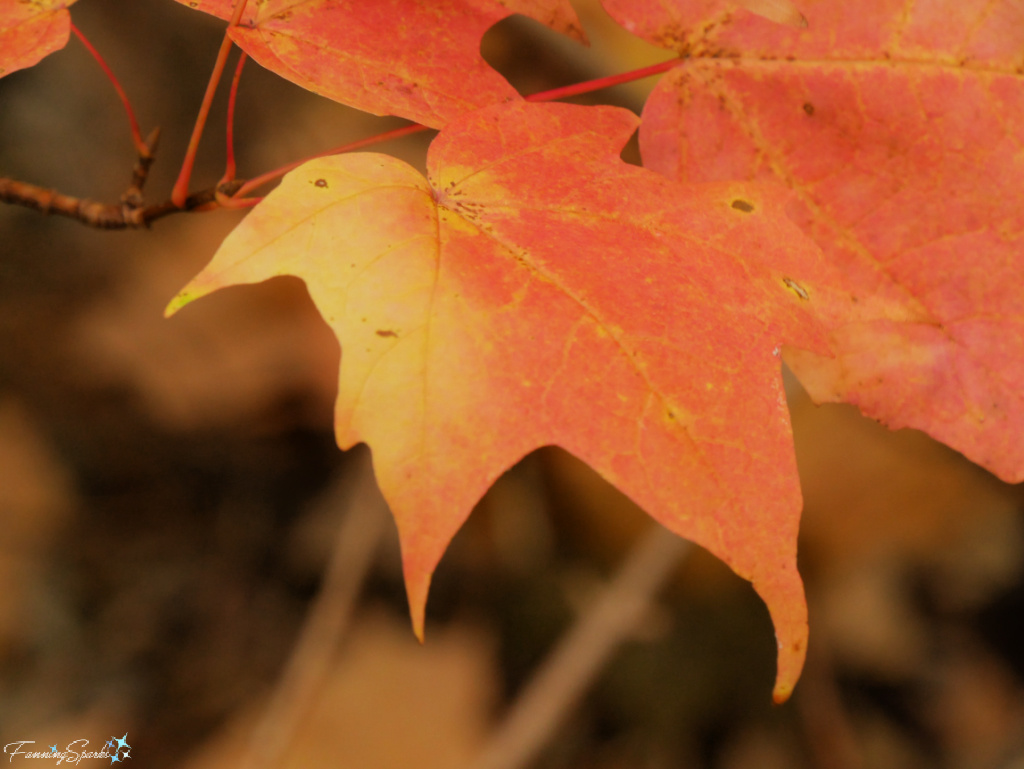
231;58;680;200
233;123;430;198
222;52;247;184
525;57;681;104
216;53;253;209
170;0;249;208
70;23;147;155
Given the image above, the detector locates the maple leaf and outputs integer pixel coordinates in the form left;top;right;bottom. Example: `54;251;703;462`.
0;0;77;79
167;100;837;701
603;0;1024;482
174;0;584;128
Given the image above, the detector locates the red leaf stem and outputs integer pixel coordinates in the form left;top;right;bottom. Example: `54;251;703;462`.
233;123;430;199
170;0;249;208
525;58;680;104
70;23;146;155
221;51;247;185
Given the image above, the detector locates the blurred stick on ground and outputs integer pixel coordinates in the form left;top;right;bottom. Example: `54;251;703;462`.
240;449;389;769
467;523;690;769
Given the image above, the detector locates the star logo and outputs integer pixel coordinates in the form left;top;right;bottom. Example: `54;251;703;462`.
107;734;131;764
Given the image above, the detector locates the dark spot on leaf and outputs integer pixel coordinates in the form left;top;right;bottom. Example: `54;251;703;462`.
375;329;398;338
802;102;814;116
731;199;755;213
782;277;809;300
189;1;198;5
314;178;328;188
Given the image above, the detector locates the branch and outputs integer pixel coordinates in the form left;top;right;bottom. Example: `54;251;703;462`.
0;128;245;229
123;126;161;208
0;176;246;229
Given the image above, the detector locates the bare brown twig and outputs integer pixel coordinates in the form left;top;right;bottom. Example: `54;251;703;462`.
122;126;162;208
0;128;245;229
0;175;245;229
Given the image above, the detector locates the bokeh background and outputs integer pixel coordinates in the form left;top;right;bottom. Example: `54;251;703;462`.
2;1;1024;767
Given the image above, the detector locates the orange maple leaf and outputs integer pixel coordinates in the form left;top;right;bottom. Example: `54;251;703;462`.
174;0;584;128
168;101;841;701
0;0;77;79
605;0;1024;481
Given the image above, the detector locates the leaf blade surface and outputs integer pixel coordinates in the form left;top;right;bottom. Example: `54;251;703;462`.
606;0;1024;480
169;101;836;701
175;0;583;127
0;0;76;79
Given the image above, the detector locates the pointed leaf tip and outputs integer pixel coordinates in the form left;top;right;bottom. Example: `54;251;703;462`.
164;289;198;318
404;560;432;645
749;558;808;703
772;683;793;705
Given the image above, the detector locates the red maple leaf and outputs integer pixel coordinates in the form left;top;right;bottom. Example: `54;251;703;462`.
174;0;584;128
168;101;841;701
605;0;1024;481
0;0;77;79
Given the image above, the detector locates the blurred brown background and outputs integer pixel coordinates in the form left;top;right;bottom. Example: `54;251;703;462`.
2;2;1024;767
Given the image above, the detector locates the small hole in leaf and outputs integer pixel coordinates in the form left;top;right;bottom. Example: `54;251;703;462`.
731;199;755;212
314;178;328;188
802;102;814;115
782;277;809;300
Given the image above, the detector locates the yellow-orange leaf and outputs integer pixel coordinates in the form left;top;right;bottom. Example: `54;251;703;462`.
174;0;584;128
0;0;77;79
168;101;838;701
605;0;1024;481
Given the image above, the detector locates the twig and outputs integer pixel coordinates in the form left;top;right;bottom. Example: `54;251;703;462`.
240;449;391;769
122;126;161;208
465;522;690;769
0;127;241;229
0;176;243;229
